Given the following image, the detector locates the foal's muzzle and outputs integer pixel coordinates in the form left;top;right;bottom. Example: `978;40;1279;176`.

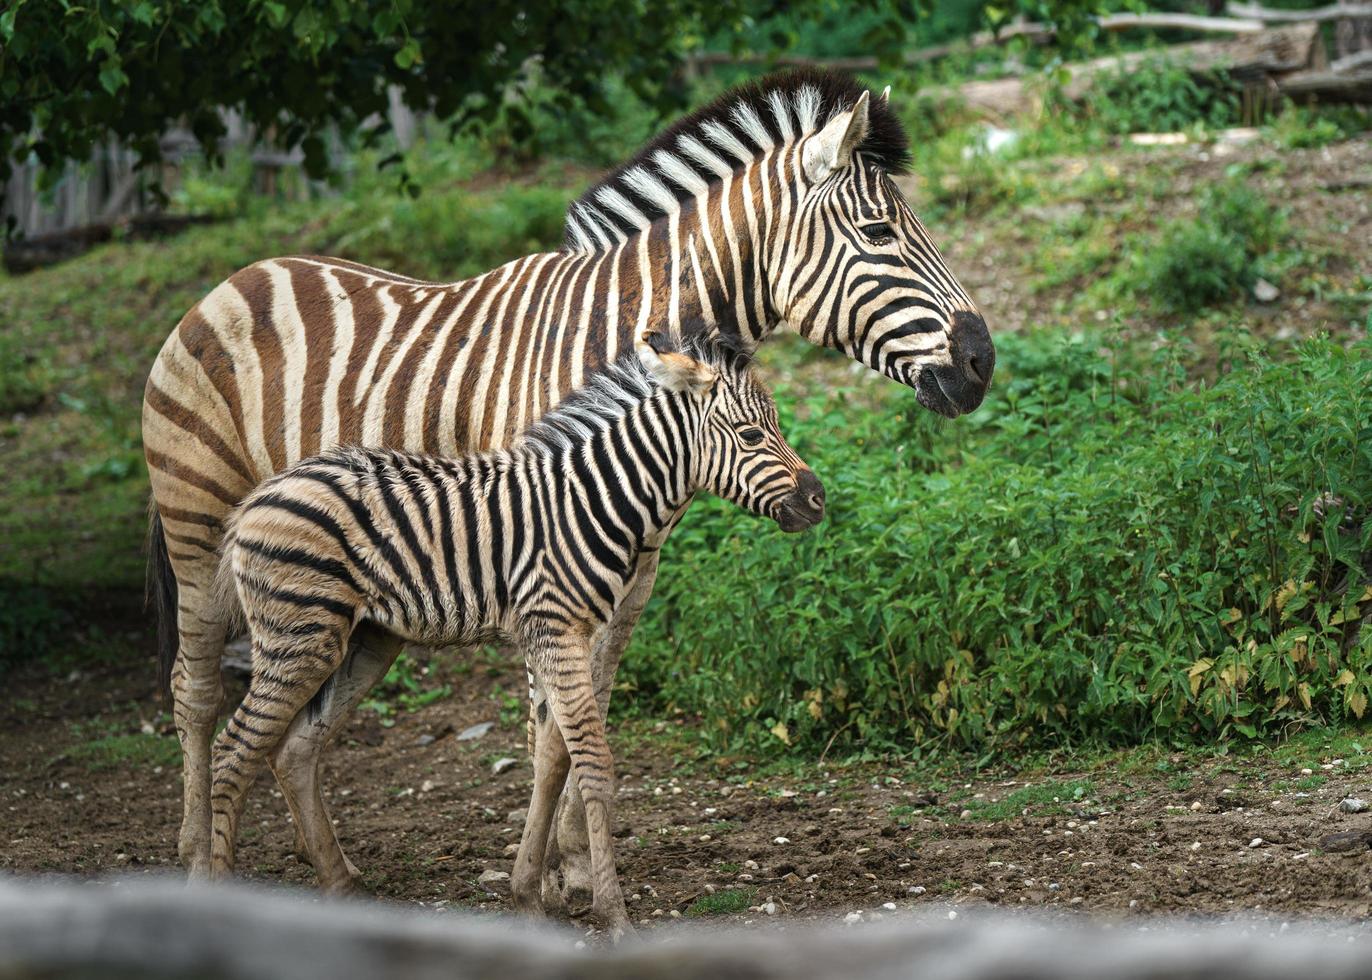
777;469;825;533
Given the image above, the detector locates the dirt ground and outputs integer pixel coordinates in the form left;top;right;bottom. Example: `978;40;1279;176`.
5;638;1372;935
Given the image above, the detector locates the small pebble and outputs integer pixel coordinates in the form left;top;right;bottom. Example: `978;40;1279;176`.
1249;838;1264;848
774;836;791;845
490;757;517;775
882;902;896;911
844;911;863;925
907;886;926;895
457;721;494;741
1340;798;1368;814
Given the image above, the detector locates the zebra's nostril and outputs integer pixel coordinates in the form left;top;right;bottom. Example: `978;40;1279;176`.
808;493;824;511
966;353;988;385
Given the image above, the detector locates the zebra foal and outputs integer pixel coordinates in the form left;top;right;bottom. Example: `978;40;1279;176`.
207;332;823;937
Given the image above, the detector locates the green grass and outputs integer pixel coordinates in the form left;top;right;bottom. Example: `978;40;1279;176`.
685;887;755;917
0;145;584;599
61;732;181;772
958;780;1095;822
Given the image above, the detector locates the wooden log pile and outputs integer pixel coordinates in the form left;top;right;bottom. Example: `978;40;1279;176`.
2;876;1372;980
945;22;1356;119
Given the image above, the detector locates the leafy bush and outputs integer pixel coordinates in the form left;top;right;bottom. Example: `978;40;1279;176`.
1132;182;1284;313
0;331;52;416
1079;56;1240;134
1268;105;1372;150
623;331;1372;756
0;581;68;666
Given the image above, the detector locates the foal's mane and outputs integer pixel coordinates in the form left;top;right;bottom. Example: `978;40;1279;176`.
562;68;911;253
520;334;752;454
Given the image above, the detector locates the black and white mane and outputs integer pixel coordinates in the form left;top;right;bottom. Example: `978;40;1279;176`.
521;336;751;454
562;68;911;253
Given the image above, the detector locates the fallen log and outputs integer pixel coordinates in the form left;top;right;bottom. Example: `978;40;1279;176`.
940;22;1324;118
1227;1;1372;23
2;213;219;274
687;13;1274;75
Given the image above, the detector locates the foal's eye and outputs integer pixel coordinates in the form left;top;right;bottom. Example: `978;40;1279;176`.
739;427;766;447
860;222;894;244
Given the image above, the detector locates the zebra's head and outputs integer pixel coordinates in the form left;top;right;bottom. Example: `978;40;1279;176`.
638;332;824;534
776;84;995;418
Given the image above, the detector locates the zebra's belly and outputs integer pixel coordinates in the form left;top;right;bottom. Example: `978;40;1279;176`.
362;598;517;651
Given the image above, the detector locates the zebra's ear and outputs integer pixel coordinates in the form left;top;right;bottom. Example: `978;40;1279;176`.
878;85;891;106
803;89;870;183
638;330;717;394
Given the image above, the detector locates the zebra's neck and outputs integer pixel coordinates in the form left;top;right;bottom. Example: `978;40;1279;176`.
571;162;784;352
520;381;703;550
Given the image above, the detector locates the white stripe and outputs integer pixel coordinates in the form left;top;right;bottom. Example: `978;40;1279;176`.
730;101;771;149
620;165;677;214
653;149;708;195
701;119;752;163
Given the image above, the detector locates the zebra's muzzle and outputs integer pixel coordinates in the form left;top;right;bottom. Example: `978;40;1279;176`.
776;470;825;533
916;310;994;418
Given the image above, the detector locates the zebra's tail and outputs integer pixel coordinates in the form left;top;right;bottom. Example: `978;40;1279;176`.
146;500;179;701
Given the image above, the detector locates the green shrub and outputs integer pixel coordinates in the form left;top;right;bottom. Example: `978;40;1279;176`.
623;331;1372;756
1079;56;1240;134
1268;105;1372;149
0;331;52;416
0;581;68;665
1132;182;1284;313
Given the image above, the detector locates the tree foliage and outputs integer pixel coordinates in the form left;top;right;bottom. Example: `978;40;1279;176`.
0;0;925;183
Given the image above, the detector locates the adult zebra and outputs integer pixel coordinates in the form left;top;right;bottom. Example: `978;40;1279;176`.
143;68;994;899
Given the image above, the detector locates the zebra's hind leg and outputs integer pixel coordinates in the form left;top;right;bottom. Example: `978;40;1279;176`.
170;574;229;880
268;622;403;894
512;680;571;918
210;626;350;880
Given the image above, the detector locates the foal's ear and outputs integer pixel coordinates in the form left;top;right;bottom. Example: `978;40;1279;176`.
637;330;717;393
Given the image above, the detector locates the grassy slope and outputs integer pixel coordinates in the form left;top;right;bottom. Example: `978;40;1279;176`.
0;160;589;593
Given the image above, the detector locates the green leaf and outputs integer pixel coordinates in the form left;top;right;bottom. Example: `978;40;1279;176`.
98;61;128;96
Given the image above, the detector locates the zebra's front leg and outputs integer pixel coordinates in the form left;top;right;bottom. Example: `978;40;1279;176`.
531;631;634;942
268;622;404;894
543;549;662;911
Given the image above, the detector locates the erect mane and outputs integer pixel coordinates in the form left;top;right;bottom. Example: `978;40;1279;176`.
520;334;752;454
562;68;911;253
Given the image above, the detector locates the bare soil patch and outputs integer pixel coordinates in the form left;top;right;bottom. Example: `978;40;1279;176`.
5;641;1371;933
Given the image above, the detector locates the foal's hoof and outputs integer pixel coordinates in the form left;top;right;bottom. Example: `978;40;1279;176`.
557;853;594;909
320;869;367;898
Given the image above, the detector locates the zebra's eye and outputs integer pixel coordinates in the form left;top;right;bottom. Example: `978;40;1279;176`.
738;427;766;447
860;222;894;244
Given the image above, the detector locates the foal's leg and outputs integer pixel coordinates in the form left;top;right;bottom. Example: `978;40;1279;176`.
531;633;633;941
267;622;403;893
544;549;661;910
511;678;571;917
209;625;349;879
